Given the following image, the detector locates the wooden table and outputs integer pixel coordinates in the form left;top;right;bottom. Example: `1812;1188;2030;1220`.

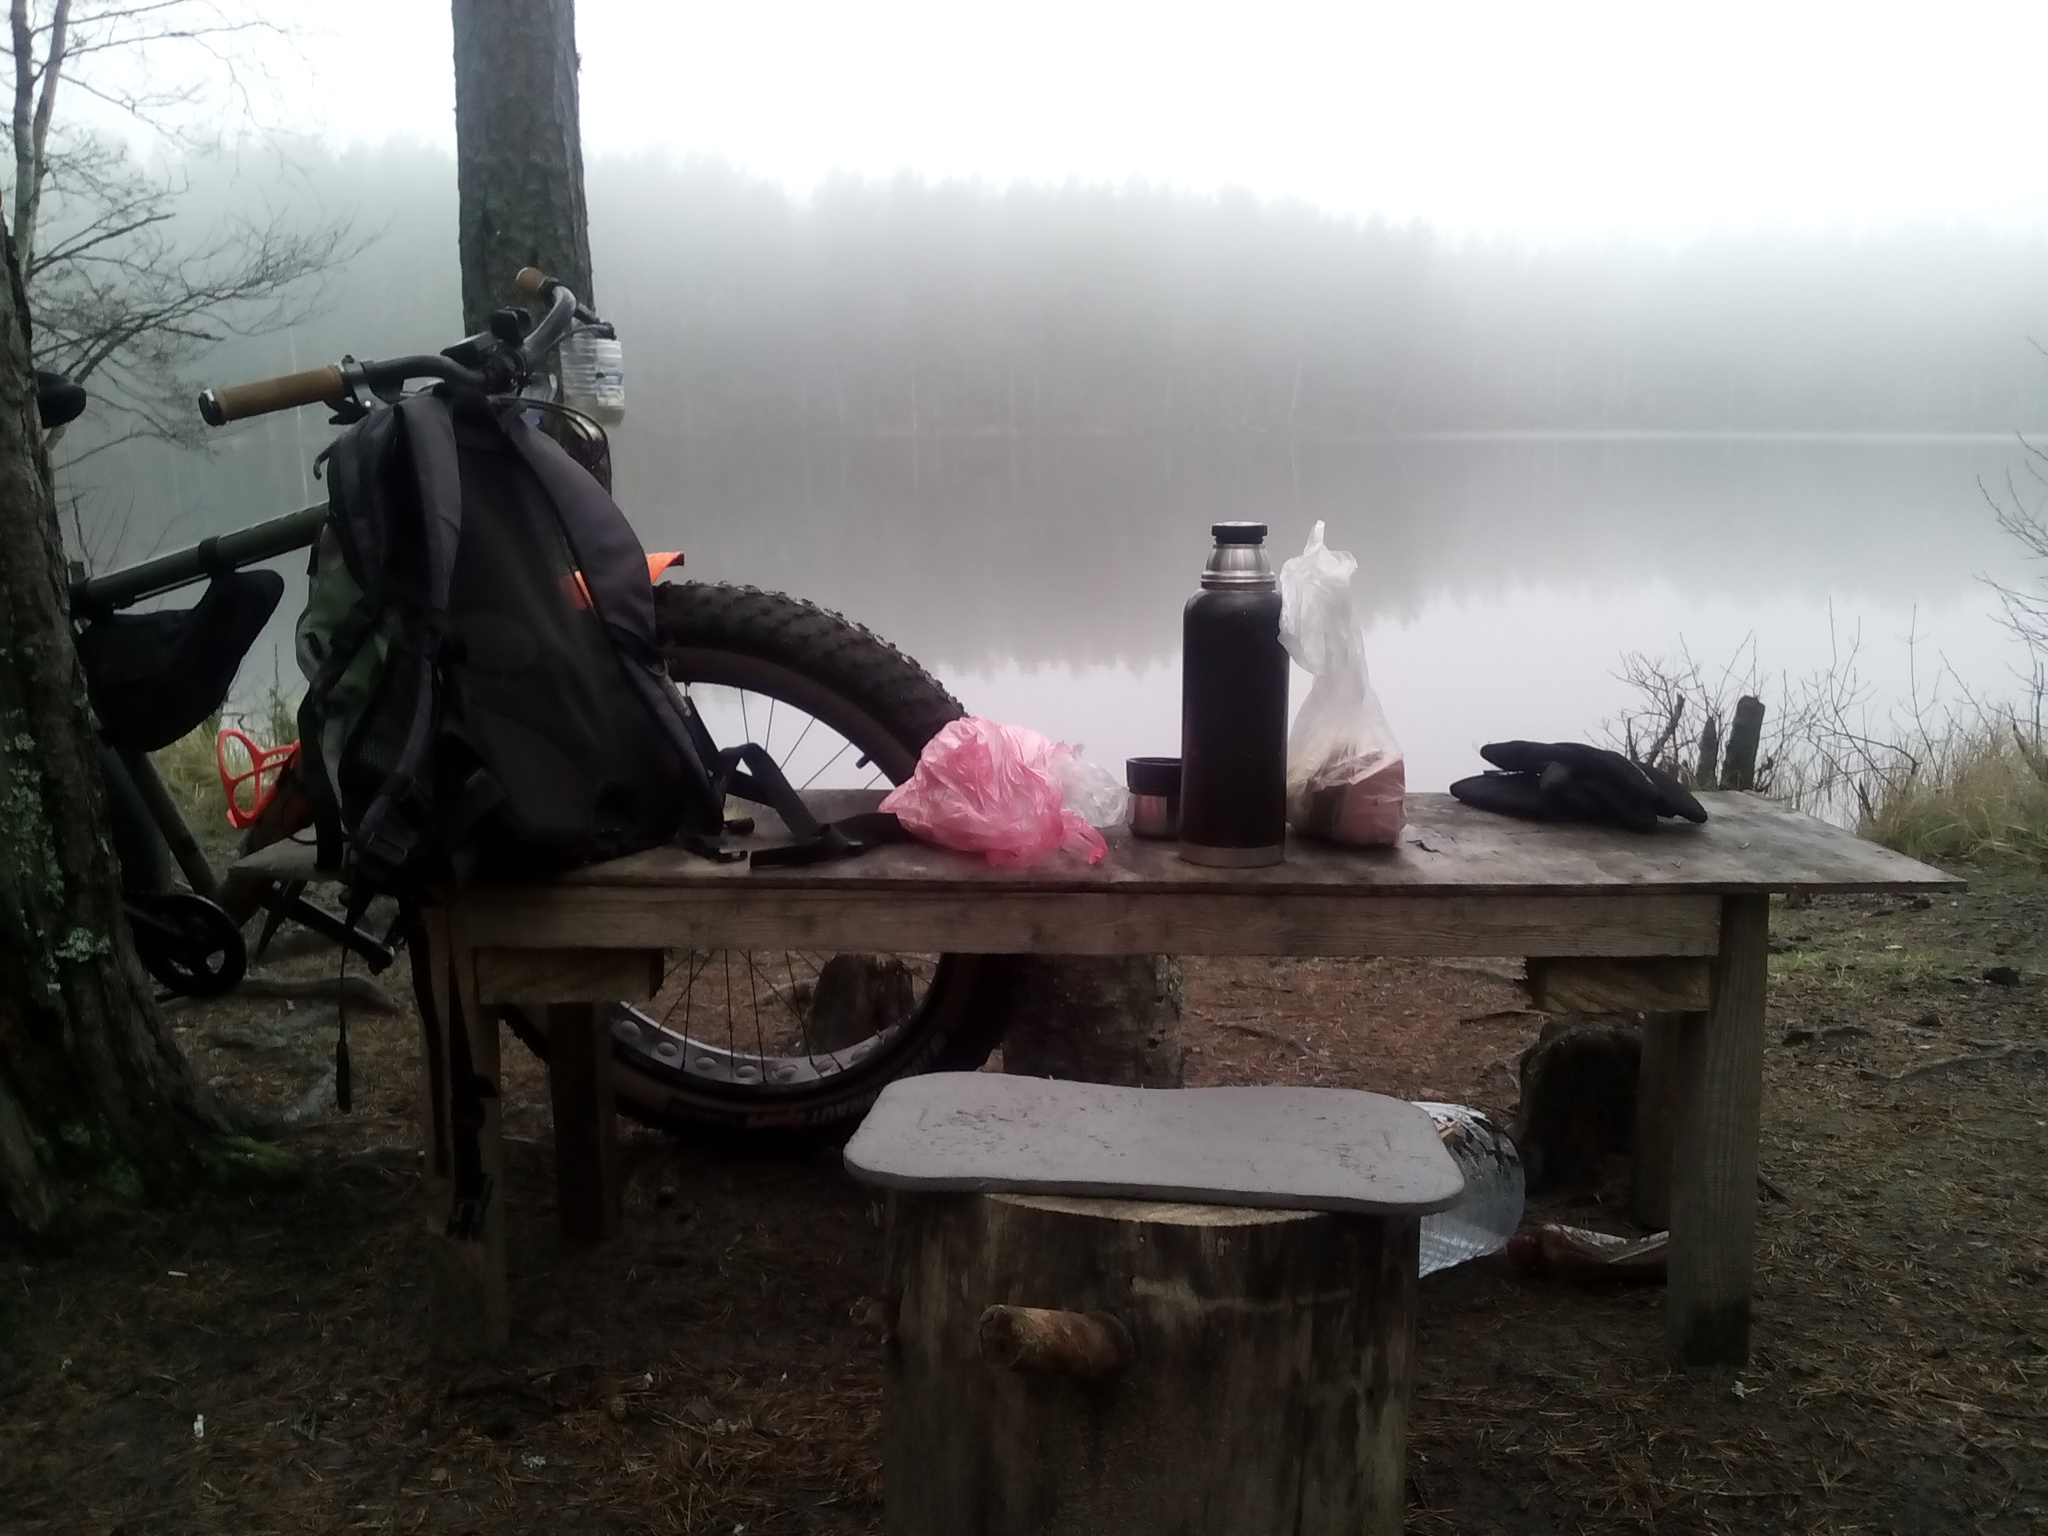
243;790;1956;1368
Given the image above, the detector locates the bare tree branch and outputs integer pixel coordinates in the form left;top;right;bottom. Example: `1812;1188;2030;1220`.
1;1;357;560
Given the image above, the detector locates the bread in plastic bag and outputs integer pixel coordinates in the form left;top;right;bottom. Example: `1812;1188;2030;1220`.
1278;521;1406;845
879;716;1114;867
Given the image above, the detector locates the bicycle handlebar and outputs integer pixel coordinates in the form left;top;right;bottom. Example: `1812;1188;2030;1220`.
198;365;349;425
195;278;586;427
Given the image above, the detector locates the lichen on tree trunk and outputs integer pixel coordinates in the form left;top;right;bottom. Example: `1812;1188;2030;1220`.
0;208;215;1234
451;0;595;330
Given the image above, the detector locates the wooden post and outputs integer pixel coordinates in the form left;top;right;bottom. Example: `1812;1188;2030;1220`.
1666;895;1769;1368
1693;714;1722;791
1721;696;1766;792
546;1001;620;1242
882;1192;1416;1536
1633;1012;1681;1229
422;908;510;1360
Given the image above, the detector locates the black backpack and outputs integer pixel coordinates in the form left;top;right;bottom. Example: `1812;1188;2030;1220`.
296;388;727;890
296;389;894;1227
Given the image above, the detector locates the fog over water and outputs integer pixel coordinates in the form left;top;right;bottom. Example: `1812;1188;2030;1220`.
68;148;2047;790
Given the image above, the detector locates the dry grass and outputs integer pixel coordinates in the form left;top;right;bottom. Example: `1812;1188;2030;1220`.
152;720;233;831
1859;725;2048;863
146;681;299;852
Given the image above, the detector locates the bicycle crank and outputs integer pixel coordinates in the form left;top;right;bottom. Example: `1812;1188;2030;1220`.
126;890;247;999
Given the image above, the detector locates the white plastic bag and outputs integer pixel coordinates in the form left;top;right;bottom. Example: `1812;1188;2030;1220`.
1051;751;1128;829
879;717;1114;867
1278;521;1406;845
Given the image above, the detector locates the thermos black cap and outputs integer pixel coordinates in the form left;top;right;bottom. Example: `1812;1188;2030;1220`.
1211;521;1269;544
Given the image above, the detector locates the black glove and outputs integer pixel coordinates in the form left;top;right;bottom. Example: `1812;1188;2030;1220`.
1450;741;1708;832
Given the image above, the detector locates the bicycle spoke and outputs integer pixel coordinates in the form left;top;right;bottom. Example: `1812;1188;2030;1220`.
799;739;855;792
591;650;966;1101
778;711;819;775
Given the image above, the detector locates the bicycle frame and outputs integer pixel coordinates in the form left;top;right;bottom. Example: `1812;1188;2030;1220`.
73;502;399;985
69;274;588;994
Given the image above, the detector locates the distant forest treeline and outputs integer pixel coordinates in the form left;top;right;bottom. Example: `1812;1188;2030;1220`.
58;144;2048;675
150;142;2048;450
599;160;2048;439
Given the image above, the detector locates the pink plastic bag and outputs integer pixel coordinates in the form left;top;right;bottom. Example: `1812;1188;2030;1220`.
879;717;1109;868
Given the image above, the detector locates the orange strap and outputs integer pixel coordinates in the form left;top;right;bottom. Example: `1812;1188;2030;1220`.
565;551;685;610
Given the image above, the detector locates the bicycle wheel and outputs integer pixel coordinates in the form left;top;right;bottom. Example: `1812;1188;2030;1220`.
501;581;1007;1143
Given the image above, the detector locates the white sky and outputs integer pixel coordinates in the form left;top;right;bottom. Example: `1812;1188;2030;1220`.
206;2;2048;240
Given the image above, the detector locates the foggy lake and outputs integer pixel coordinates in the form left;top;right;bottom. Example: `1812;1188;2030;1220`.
172;417;2029;796
615;424;2027;791
67;154;2047;795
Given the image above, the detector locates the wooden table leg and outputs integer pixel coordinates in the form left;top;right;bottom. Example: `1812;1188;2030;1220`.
1666;894;1769;1368
1632;1012;1681;1230
422;907;509;1360
547;1001;620;1242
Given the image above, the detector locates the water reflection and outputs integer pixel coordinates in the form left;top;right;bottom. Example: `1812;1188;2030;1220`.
617;428;2024;788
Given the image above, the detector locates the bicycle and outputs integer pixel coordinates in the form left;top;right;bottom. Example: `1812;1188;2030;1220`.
68;270;1007;1141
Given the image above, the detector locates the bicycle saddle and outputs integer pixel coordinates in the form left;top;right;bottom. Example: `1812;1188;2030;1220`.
77;569;285;751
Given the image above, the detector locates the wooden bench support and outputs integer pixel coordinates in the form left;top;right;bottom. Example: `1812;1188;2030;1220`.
882;1191;1417;1536
476;946;662;1005
1666;895;1770;1368
421;910;509;1361
1632;1012;1682;1230
1527;955;1712;1014
546;1001;620;1243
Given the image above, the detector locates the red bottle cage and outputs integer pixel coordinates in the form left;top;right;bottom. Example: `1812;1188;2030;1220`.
216;727;302;830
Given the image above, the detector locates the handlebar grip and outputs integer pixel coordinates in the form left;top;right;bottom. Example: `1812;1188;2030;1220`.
514;266;550;298
198;365;348;426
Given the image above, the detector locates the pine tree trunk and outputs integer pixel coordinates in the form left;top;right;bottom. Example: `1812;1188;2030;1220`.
451;0;595;331
0;221;214;1234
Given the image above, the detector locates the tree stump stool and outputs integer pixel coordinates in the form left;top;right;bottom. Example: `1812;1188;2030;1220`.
845;1075;1464;1536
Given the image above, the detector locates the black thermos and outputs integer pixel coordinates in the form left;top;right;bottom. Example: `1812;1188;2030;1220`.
1180;521;1288;866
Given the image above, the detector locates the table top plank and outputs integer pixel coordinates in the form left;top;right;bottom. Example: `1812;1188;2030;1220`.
558;790;1957;896
236;790;1959;897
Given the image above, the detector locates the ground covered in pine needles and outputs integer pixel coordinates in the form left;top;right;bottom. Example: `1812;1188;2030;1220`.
2;868;2045;1534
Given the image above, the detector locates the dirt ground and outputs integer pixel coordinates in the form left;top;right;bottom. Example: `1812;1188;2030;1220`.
3;866;2045;1534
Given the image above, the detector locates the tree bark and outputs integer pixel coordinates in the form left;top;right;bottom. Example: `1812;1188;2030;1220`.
990;955;1184;1088
0;208;211;1234
451;0;594;331
882;1191;1417;1535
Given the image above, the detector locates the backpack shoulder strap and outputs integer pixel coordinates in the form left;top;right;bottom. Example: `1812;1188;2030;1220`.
499;405;723;829
349;394;467;886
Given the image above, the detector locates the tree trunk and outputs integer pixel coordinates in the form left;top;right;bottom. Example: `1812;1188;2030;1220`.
990;956;1184;1088
451;0;595;331
881;1191;1417;1535
0;214;213;1234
